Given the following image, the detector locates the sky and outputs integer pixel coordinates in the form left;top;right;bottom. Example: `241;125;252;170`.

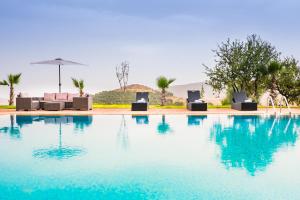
0;0;300;98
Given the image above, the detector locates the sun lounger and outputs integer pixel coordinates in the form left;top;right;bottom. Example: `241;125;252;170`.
231;91;257;111
131;92;149;111
186;90;207;111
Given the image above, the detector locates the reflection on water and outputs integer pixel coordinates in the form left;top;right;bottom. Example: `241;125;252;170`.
0;115;21;139
33;122;85;160
1;114;300;199
117;115;129;150
33;147;84;159
132;115;149;125
2;115;92;159
210;115;300;176
187;115;207;126
73;116;93;132
16;115;92;133
157;115;172;135
1;114;300;173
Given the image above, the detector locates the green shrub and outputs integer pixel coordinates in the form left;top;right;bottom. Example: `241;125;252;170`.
173;101;184;106
93;91;176;105
221;89;233;105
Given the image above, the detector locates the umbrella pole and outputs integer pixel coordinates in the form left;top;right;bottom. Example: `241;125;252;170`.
59;65;61;93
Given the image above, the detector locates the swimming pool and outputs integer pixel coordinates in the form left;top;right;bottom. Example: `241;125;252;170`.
1;115;300;200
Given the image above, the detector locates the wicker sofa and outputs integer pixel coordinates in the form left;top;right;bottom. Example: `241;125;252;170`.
16;97;42;111
16;93;93;111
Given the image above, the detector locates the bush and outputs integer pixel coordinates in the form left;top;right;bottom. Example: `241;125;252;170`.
221;89;233;105
172;101;184;106
93;90;176;105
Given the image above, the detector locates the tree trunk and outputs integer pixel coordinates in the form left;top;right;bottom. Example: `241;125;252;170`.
254;79;258;102
9;85;14;106
162;115;166;124
10;115;14;127
80;89;83;97
161;88;166;106
269;75;277;102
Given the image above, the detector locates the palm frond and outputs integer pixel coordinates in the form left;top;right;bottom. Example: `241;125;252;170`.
13;73;22;84
8;73;21;85
156;76;168;89
0;80;9;86
156;76;176;89
72;78;79;88
79;80;84;90
168;78;176;85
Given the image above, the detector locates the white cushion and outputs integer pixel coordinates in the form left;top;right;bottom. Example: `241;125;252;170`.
137;98;146;103
194;99;204;103
244;99;252;103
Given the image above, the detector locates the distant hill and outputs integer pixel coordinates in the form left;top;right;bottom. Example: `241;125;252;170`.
94;84;184;105
169;82;226;105
113;84;155;92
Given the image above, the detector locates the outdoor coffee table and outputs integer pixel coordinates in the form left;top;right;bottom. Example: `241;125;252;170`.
44;102;65;111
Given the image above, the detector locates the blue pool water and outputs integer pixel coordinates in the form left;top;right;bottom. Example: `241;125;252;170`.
1;115;300;200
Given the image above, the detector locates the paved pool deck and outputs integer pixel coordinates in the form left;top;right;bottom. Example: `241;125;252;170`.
0;108;299;116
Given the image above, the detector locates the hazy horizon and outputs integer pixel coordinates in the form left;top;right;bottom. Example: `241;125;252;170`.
1;0;300;98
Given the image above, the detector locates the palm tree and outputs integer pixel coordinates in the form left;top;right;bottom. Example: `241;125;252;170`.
156;76;176;106
71;78;85;97
0;73;21;105
0;115;21;139
157;115;172;134
267;61;282;101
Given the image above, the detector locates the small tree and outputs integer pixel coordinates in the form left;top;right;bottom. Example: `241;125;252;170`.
71;78;85;97
116;61;130;92
200;84;205;99
156;76;176;106
266;61;282;101
205;34;279;101
0;73;21;105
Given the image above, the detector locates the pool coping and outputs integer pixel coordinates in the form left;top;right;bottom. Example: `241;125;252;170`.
0;108;299;116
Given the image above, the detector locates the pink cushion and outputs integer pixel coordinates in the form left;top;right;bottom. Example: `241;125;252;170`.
67;93;79;101
44;93;56;101
55;93;68;101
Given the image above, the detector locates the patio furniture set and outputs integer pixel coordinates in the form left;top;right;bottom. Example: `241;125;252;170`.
15;90;256;112
131;90;257;111
10;58;257;113
16;93;92;111
131;90;208;111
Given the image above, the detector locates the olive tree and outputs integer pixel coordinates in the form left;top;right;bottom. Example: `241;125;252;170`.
205;34;279;101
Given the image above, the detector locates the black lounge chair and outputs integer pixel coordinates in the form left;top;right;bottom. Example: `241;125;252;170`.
186;90;207;111
131;92;149;111
231;91;257;111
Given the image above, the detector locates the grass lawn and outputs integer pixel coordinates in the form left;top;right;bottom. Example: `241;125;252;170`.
0;105;16;109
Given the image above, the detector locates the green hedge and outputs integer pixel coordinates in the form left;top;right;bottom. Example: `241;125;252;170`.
93;91;182;105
